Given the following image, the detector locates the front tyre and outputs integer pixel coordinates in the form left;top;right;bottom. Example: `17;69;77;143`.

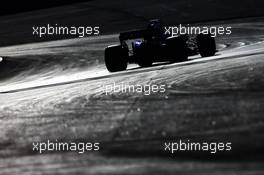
105;45;128;72
197;33;216;57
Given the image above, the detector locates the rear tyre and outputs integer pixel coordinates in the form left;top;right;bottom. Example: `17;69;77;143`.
166;35;188;62
105;45;128;72
197;33;216;57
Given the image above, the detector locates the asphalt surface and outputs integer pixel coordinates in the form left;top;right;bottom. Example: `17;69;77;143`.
0;14;264;175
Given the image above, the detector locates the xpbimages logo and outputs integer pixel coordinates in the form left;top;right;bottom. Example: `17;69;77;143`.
164;24;232;37
164;140;232;154
32;140;100;154
32;24;100;38
98;82;166;95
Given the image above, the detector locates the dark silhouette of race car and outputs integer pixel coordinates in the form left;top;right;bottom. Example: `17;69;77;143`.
105;19;216;72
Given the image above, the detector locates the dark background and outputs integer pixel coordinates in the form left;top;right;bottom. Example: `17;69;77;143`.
0;0;264;47
0;0;91;16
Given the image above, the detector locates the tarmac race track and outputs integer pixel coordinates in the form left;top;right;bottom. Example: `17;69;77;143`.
0;17;264;174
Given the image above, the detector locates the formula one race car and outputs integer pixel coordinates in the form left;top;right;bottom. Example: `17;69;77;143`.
105;19;216;72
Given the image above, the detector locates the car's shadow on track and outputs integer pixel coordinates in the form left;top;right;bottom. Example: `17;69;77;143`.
127;61;172;71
